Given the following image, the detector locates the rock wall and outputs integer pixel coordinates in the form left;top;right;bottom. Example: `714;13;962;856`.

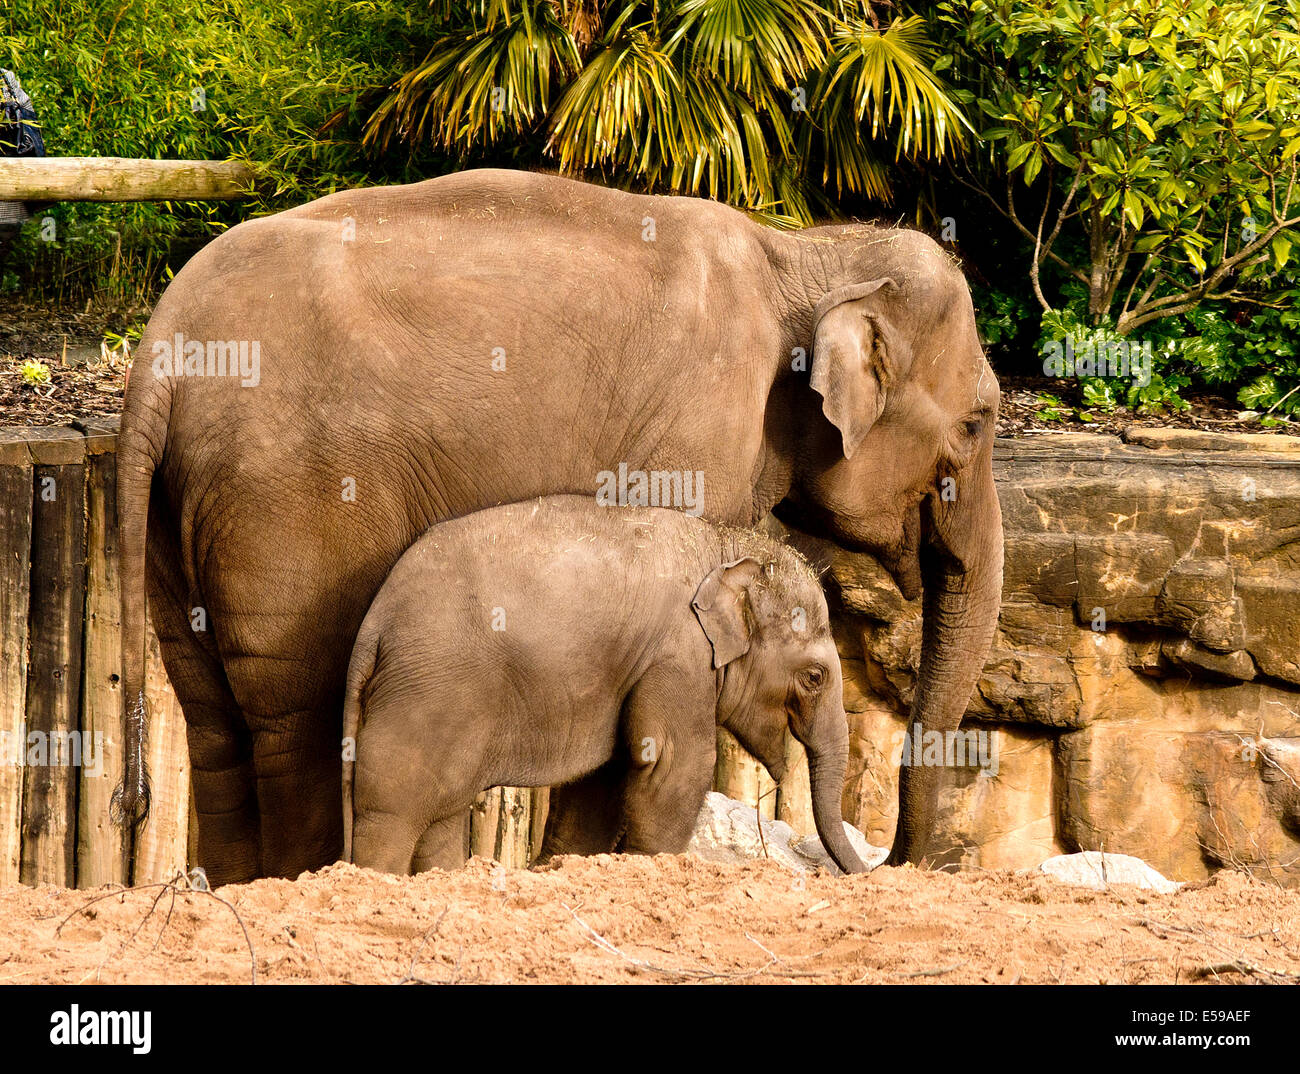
828;429;1300;884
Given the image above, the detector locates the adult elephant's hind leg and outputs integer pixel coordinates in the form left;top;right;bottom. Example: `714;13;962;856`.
246;703;347;878
145;501;261;886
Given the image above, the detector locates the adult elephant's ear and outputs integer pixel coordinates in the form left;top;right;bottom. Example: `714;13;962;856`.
692;557;764;669
810;277;900;459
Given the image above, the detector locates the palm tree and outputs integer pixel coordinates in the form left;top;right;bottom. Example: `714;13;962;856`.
363;0;970;224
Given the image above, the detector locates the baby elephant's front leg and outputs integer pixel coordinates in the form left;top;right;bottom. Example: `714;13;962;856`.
619;667;717;855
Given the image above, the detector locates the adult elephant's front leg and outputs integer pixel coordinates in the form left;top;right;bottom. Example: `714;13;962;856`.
536;760;626;863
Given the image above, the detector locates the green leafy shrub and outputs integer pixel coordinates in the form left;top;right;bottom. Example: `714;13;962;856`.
19;358;50;385
940;0;1300;334
970;281;1035;363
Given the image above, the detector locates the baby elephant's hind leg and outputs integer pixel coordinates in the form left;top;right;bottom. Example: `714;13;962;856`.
350;811;425;875
536;759;626;863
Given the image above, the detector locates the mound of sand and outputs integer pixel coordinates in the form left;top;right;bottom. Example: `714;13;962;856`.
2;854;1298;985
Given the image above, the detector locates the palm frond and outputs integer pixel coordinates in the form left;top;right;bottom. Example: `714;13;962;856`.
814;14;971;165
665;0;829;100
546;13;681;179
549;17;794;211
812;104;895;200
363;1;579;153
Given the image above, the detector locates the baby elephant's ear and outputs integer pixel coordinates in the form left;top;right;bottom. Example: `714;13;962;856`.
691;557;764;669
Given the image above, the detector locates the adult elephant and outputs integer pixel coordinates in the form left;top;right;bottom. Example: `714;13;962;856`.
113;168;1003;884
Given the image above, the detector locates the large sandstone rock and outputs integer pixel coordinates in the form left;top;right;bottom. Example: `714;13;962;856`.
818;430;1300;886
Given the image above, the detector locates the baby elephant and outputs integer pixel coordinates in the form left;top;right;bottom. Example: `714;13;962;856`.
341;495;867;875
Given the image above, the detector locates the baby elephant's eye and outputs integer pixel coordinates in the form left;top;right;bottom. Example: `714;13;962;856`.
798;665;825;692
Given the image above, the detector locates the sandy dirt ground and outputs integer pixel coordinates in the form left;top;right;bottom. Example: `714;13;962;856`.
2;855;1299;985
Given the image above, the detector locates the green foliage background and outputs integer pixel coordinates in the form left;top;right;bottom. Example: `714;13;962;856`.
0;0;1297;420
0;0;442;303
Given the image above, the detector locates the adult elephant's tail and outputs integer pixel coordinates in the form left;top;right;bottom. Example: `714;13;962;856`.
110;357;173;829
340;626;379;864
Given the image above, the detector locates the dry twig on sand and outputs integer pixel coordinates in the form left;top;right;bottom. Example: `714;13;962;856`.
55;872;258;985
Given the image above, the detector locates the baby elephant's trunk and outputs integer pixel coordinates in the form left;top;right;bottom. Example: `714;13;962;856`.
798;709;869;875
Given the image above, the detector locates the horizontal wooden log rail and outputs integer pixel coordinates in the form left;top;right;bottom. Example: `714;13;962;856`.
0;157;256;202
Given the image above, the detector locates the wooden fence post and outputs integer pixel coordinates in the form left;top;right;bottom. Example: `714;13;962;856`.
529;787;549;862
713;728;777;820
19;429;86;887
470;786;537;868
774;733;814;836
0;430;34;885
129;626;192;884
469;789;502;861
76;420;126;887
496;786;532;867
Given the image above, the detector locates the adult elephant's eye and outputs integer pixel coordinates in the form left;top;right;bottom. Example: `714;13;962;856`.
957;411;987;443
799;666;825;692
943;411;987;470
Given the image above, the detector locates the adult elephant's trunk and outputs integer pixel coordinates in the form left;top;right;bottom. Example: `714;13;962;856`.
887;455;1004;866
796;694;868;875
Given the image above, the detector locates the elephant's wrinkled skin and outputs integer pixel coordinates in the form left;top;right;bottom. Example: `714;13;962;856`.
341;496;867;876
115;168;1003;883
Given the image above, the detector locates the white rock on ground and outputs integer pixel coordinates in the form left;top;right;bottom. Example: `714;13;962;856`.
688;791;889;875
1033;851;1182;894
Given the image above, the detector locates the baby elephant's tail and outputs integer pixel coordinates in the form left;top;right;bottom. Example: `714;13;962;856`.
340;627;379;865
